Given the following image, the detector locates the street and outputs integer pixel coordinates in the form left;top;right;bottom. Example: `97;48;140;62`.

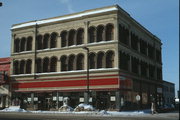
0;111;179;120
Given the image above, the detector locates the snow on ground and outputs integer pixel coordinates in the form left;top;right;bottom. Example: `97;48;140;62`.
74;104;94;111
1;106;28;112
0;106;151;116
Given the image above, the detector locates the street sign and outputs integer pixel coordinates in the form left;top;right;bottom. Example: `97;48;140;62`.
136;95;141;101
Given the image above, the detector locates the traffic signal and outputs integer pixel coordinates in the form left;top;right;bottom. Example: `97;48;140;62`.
0;2;2;7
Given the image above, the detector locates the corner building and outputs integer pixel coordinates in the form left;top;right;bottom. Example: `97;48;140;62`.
10;5;163;111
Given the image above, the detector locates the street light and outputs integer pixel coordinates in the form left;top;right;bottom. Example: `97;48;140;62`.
82;46;90;104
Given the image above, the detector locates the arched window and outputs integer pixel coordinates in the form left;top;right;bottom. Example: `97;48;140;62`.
97;25;105;42
13;61;19;74
26;59;32;74
36;58;42;73
20;60;25;74
50;32;58;48
37;35;43;50
43;57;49;72
88;27;96;43
106;24;114;41
14;38;20;52
60;55;67;71
68;30;76;46
26;36;32;51
68;55;75;71
43;34;50;49
20;37;26;52
89;53;96;69
97;52;105;68
76;54;84;70
119;24;129;45
106;51;115;68
76;28;84;45
61;31;67;47
119;51;130;71
50;57;57;72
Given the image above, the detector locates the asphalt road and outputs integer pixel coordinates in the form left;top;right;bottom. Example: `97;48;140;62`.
0;111;179;120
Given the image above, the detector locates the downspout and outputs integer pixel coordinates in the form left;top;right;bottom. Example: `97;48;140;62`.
34;22;38;80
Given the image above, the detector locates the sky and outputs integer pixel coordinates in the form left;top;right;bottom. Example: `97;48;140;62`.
0;0;179;97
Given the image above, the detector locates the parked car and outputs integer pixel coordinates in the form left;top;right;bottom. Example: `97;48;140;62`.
157;104;175;112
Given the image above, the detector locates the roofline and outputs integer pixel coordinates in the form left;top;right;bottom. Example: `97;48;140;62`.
11;5;119;30
163;80;175;85
11;4;161;43
116;6;161;43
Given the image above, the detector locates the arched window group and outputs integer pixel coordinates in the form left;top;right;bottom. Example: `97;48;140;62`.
13;59;32;74
37;32;58;50
88;24;114;43
89;50;115;69
120;50;162;80
13;50;115;75
14;24;114;54
61;28;84;47
119;24;161;63
36;56;58;73
60;54;84;71
14;36;32;52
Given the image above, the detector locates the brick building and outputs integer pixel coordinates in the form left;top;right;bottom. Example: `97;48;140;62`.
10;5;163;111
0;57;10;109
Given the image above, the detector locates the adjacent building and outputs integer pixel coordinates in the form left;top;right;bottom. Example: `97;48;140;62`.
162;80;175;105
0;57;10;109
10;5;163;111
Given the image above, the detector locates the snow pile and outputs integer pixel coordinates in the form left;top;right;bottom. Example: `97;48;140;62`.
99;110;109;115
59;105;74;112
74;104;94;112
107;109;151;116
1;106;28;112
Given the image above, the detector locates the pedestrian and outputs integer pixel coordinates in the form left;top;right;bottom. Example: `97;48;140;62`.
151;102;157;114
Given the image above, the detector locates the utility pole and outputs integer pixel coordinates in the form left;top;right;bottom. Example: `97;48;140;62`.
82;47;90;104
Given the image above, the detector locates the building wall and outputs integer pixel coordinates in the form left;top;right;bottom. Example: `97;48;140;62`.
0;57;10;108
163;81;175;105
10;5;163;110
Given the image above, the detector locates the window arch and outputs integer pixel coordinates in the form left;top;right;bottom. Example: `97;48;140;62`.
43;34;50;49
26;36;32;51
106;50;115;68
43;57;49;72
26;59;32;74
97;52;105;68
106;24;114;41
50;56;57;72
76;54;84;70
36;58;42;73
37;35;43;50
13;60;19;74
89;53;96;69
14;38;20;52
19;60;25;74
60;55;67;71
76;28;84;45
61;31;67;47
68;30;76;46
20;37;26;52
68;54;75;71
50;32;58;48
97;25;105;42
88;27;96;43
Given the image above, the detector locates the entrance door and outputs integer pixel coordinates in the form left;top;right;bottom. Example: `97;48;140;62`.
96;92;110;110
38;93;52;110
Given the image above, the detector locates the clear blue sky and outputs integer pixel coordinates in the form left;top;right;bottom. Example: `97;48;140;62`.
0;0;179;96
